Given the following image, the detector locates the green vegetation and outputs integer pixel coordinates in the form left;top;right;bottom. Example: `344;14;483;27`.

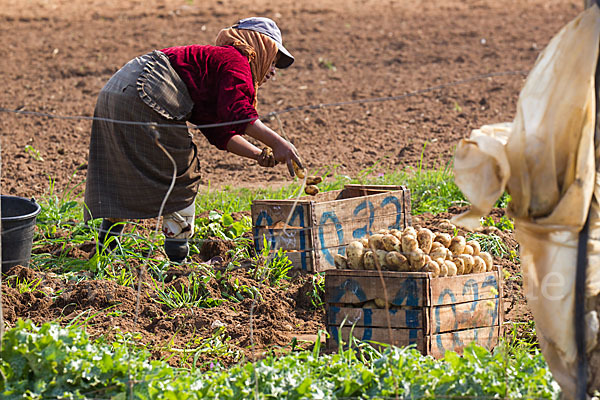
0;320;559;399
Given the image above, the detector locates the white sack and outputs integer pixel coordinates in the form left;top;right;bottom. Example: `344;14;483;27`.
452;5;600;396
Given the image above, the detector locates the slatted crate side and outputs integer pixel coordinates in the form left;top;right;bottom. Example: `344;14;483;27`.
327;305;426;329
429;298;501;334
312;189;409;231
341;184;407;198
251;202;312;229
427;325;502;359
327;326;425;351
429;269;502;306
283;249;316;272
253;227;313;252
324;270;430;307
340;185;412;228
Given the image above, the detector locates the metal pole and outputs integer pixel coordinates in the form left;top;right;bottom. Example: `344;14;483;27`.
0;137;4;347
575;4;600;398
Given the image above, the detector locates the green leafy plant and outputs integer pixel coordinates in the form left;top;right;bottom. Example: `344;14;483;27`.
6;276;43;294
162;326;244;370
251;236;293;286
481;214;515;231
196;210;252;240
0;321;560;400
318;57;337;71
153;272;222;309
24;144;44;161
467;232;509;257
307;272;325;309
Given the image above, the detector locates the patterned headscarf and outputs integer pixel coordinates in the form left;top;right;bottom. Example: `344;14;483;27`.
215;27;279;107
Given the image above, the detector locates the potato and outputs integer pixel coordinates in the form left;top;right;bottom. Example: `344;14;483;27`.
377;228;390;235
306;176;322;185
434;232;452;248
374;297;389;308
382;234;400;251
403;226;417;237
334;254;348;269
462;244;474;256
305;185;319;196
459;254;475;274
472;256;486;274
363;250;376;270
430;241;445;252
368;234;385;250
359;237;369;247
390;229;403;240
408;248;427;271
479;252;494;271
435;257;448;277
445;249;454;260
448;236;466;255
445;260;458;276
466;240;481;256
346;241;365;270
429;246;447;261
453;257;465;275
375;250;388;269
293;160;306;179
422;259;440;277
401;234;419;254
417;228;435;253
385;251;409;272
439;219;456;231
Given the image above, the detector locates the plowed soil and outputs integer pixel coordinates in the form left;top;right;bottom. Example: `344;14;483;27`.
0;0;583;365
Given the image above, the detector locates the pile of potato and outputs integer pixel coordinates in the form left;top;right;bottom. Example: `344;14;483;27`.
333;226;494;277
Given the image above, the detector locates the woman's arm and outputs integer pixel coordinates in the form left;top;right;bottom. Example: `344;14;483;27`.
225;134;262;160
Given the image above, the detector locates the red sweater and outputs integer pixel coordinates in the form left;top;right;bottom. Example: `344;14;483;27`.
160;45;258;150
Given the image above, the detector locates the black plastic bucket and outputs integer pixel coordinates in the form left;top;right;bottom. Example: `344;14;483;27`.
1;195;41;273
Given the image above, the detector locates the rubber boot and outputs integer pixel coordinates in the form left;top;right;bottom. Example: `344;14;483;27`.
164;238;189;263
98;219;125;253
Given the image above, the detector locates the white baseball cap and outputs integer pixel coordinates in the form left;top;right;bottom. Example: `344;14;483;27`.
233;17;295;69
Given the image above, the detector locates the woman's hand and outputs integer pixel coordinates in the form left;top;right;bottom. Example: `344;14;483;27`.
271;139;304;177
244;119;305;177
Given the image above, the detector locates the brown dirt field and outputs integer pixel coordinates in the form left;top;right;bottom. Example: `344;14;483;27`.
0;0;584;365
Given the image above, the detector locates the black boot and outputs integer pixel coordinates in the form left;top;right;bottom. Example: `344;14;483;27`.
164;238;189;263
98;219;125;253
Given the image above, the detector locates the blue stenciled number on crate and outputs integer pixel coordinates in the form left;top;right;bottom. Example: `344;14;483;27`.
287;206;307;270
319;211;344;266
253;211;274;250
482;275;499;347
329;279;371;343
254;206;308;270
352;200;375;239
434;289;463;353
380;195;404;230
392;278;420;344
462;279;480;343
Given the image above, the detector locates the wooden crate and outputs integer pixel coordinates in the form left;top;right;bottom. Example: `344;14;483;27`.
325;267;504;358
251;185;411;272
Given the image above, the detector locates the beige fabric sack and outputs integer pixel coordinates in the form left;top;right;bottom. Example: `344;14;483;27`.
452;5;600;396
